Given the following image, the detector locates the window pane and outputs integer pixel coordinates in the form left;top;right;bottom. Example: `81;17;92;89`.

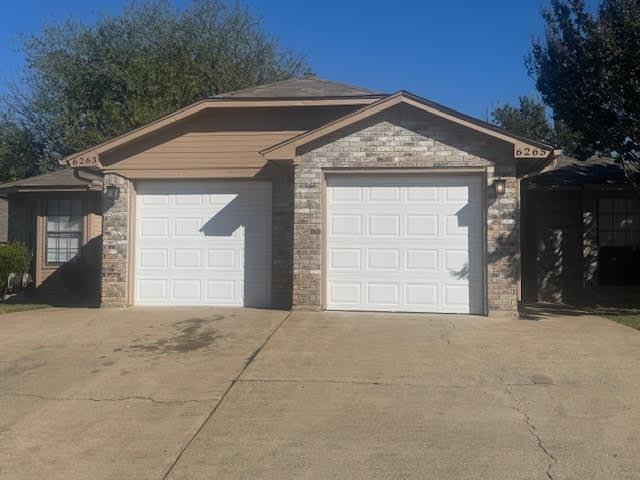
69;216;82;232
69;236;79;251
46;199;83;263
47;236;59;263
599;199;613;213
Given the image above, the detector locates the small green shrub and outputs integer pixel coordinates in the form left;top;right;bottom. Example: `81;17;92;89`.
0;242;32;296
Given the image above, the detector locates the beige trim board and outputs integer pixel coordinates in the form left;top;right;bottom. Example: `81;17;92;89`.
103;168;266;179
60;97;380;167
262;92;556;161
127;182;137;306
321;167;487;175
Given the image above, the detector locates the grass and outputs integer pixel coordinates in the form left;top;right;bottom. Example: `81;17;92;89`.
521;302;640;331
578;304;640;331
602;313;640;331
0;302;49;315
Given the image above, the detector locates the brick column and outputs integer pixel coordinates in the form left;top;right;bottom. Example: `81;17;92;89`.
486;165;519;316
101;174;132;306
292;164;323;309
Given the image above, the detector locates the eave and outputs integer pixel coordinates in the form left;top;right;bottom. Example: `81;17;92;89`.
261;92;558;163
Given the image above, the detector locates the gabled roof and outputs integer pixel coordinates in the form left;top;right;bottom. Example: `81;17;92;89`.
60;78;382;167
0;168;103;194
216;75;384;98
262;91;557;161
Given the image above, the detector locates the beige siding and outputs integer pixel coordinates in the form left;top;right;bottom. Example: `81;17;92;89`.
101;106;360;177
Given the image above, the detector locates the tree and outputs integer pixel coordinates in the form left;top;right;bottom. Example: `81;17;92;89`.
0;115;46;182
1;0;310;174
491;96;555;144
527;0;640;189
490;95;581;152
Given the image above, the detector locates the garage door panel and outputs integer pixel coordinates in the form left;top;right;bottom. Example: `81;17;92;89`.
173;249;202;268
368;215;400;236
137;279;169;303
406;249;439;271
172;279;201;301
135;181;271;307
367;249;400;271
206;280;236;302
405;283;438;308
367;283;400;306
326;174;483;314
327;282;362;305
206;249;237;269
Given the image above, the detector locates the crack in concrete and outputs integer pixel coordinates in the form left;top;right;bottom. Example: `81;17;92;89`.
2;392;214;405
160;311;294;480
508;385;557;480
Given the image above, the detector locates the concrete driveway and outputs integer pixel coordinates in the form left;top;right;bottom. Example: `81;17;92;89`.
1;307;639;479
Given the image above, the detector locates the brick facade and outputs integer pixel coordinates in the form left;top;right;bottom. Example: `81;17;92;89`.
292;104;519;314
101;173;131;306
98;105;521;315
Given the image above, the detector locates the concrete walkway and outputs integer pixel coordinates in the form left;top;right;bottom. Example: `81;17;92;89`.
1;307;639;479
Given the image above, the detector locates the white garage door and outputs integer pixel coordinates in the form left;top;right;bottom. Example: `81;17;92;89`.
135;181;271;307
326;174;484;314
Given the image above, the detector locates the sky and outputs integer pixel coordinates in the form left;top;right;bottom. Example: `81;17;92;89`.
0;0;598;119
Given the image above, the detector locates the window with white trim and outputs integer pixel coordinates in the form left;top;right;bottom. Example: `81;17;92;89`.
598;198;640;247
46;199;83;264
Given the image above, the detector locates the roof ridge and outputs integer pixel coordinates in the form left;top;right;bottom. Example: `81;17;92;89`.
303;76;379;95
215;75;381;98
214;76;304;98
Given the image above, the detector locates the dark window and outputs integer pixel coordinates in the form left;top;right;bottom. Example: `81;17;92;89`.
598;198;640;247
46;199;83;264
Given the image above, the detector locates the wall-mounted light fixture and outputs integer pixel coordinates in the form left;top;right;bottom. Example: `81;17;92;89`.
494;178;506;196
105;185;120;201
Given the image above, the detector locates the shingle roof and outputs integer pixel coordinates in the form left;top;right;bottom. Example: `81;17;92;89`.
216;75;383;98
524;155;627;188
0;168;103;193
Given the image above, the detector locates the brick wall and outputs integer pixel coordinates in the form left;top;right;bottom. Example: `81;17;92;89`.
293;104;519;314
101;174;131;306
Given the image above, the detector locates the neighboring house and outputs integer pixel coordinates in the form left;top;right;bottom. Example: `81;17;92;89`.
521;156;639;304
0;76;557;314
0;169;103;302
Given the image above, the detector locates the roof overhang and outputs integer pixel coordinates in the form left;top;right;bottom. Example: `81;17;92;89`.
59;96;385;167
0;168;103;195
261;92;559;163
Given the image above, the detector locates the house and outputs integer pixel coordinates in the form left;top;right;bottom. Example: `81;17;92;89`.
0;76;557;315
521;155;640;305
0;168;103;302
